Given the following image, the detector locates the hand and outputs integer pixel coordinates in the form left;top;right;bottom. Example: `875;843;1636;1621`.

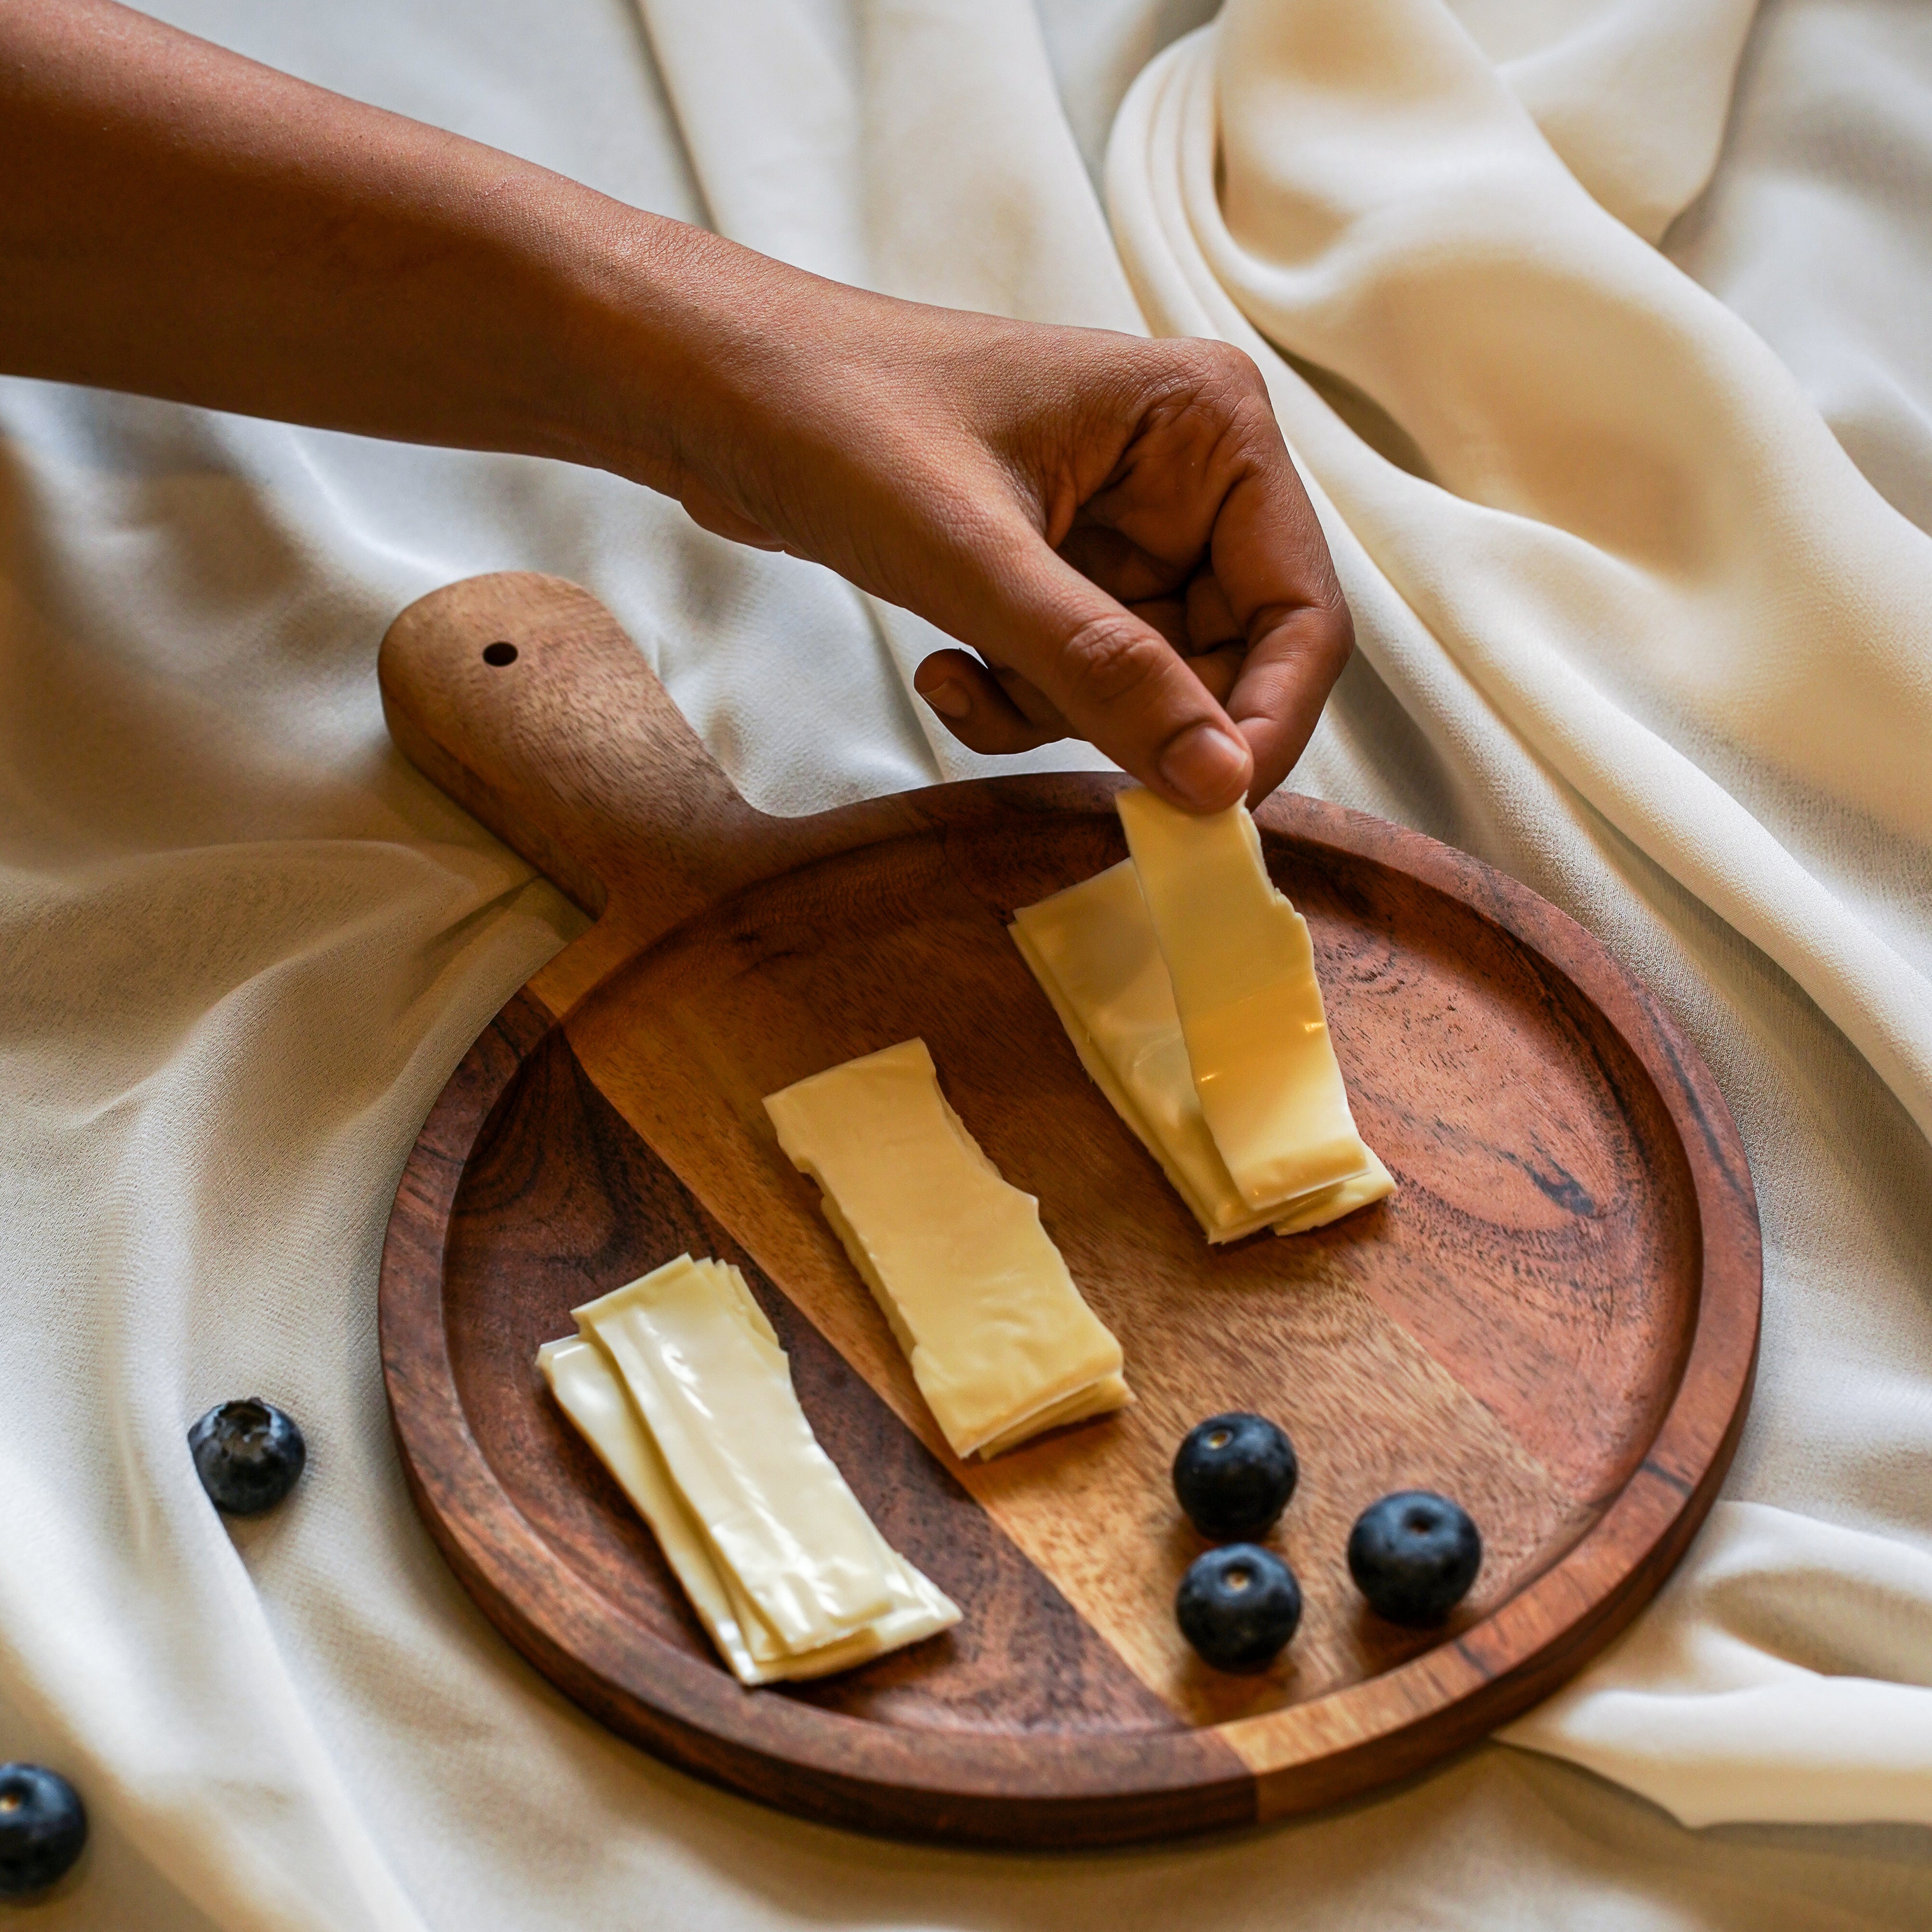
3;1;1350;810
597;249;1353;811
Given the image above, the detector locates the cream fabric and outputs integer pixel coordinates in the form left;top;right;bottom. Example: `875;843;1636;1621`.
1448;0;1761;242
1517;1503;1932;1826
1104;0;1932;1829
629;0;1147;784
5;0;1932;1927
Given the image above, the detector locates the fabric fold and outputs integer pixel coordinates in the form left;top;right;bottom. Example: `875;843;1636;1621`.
10;0;1932;1916
1106;0;1932;1827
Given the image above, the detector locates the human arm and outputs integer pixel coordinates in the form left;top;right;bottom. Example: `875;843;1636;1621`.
0;0;1351;809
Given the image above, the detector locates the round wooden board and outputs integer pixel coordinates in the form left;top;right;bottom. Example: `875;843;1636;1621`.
377;573;1760;1848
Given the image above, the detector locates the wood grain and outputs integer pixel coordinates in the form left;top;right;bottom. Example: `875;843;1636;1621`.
377;572;1761;1844
567;830;1593;1729
447;1018;1185;1739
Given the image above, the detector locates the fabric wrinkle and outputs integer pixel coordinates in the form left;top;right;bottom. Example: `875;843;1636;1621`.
8;0;1932;1924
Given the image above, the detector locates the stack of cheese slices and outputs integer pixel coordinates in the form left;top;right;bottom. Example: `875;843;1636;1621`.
1011;789;1393;1243
538;1254;958;1684
764;1038;1129;1460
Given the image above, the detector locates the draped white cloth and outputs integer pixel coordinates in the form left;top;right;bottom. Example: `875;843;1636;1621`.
4;0;1932;1927
1098;0;1932;1828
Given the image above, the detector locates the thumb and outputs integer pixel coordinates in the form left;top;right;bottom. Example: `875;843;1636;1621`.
954;536;1254;812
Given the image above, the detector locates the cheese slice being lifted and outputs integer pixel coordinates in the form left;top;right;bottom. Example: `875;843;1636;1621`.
1115;787;1378;1211
1013;860;1391;1240
764;1039;1128;1459
538;1263;956;1685
1012;798;1392;1241
1014;860;1267;1240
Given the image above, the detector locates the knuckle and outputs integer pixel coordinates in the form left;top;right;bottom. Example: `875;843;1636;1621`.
1247;589;1355;673
1323;594;1356;665
1284;592;1357;672
1206;338;1265;392
1056;611;1169;707
1304;579;1355;661
1128;338;1276;460
1160;336;1262;399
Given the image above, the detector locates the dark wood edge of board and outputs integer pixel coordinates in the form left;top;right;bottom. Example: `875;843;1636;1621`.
378;774;1761;1847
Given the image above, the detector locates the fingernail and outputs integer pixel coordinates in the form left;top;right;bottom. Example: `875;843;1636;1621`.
922;680;972;720
1158;722;1248;808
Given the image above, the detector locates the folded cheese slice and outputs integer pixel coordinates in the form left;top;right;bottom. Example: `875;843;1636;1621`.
574;1256;900;1654
1014;860;1270;1241
1012;823;1392;1241
539;1270;956;1685
764;1038;1129;1459
1013;861;1391;1240
557;1259;816;1672
1114;787;1383;1212
539;1329;766;1681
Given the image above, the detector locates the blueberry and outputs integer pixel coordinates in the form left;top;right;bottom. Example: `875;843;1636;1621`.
188;1399;307;1516
1176;1544;1303;1672
0;1764;86;1898
1172;1411;1298;1539
1348;1491;1482;1626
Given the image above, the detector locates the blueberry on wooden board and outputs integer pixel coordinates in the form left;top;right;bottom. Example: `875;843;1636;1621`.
188;1399;307;1516
1348;1492;1482;1626
1172;1411;1298;1539
1176;1545;1303;1672
0;1765;86;1898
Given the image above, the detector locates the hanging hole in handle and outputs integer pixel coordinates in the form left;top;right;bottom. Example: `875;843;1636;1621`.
482;641;518;667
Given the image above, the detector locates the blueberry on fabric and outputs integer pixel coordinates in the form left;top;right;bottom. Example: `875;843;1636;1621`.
188;1398;307;1516
1175;1544;1303;1672
1348;1491;1482;1626
0;1764;87;1898
1171;1411;1298;1539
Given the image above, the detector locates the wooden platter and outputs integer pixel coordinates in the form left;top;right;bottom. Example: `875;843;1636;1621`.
377;571;1759;1847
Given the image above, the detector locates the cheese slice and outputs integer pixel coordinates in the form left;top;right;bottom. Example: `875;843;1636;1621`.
539;1299;956;1685
672;1259;960;1674
1115;787;1378;1210
1013;861;1273;1241
1012;852;1391;1241
539;1331;766;1681
764;1039;1129;1459
1269;1160;1394;1234
574;1256;896;1653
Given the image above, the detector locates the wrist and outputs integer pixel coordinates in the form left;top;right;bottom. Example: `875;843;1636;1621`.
536;207;789;503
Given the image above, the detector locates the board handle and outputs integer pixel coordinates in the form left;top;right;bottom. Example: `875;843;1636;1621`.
380;571;914;1011
379;570;773;921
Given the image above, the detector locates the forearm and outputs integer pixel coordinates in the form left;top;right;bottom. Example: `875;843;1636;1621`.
0;0;713;486
1;1;1351;810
